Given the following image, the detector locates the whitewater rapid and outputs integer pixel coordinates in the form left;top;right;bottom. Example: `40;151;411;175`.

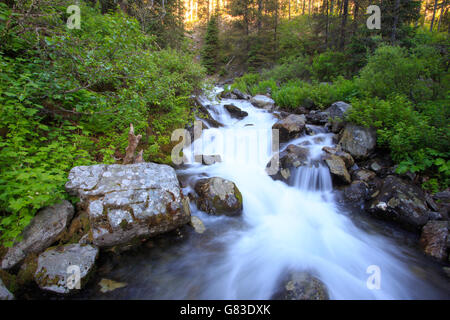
177;87;447;299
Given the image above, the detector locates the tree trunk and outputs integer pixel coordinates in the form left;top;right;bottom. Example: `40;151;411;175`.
430;0;439;31
438;0;447;31
339;0;348;49
353;0;359;34
257;0;263;33
274;0;279;59
391;0;400;43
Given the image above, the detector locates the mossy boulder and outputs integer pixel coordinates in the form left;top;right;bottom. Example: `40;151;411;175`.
65;163;191;248
34;244;99;295
367;175;431;231
194;177;243;216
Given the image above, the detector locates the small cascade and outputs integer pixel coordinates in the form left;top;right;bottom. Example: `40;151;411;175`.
290;162;333;192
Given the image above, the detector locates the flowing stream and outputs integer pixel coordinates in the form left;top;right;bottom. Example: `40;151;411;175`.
77;87;449;300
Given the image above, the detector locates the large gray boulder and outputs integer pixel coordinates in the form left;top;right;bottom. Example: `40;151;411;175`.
272;272;329;300
419;221;449;261
194;177;243;216
325;101;351;120
0;278;14;300
250;95;275;110
266;145;309;182
338;124;376;159
367;175;431;231
272;114;307;142
1;201;74;270
34;244;98;294
65;163;191;248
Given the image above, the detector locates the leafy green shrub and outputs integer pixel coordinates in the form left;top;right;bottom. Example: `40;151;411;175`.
230;73;261;94
357;45;447;102
347;96;449;190
261;55;312;83
312;50;347;82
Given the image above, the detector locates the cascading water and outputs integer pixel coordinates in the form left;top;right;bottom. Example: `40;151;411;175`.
79;87;449;300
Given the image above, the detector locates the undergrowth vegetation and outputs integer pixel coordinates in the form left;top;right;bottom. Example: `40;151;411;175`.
0;1;204;246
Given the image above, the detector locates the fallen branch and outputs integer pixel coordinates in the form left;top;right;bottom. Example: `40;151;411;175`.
123;123;143;165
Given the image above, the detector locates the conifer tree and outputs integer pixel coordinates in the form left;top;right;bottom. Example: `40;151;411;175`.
201;14;220;74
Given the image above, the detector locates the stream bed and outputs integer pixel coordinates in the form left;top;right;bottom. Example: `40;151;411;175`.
72;87;449;300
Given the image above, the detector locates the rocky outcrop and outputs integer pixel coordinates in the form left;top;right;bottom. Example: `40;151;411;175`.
324;154;351;184
194;177;243;216
65;163;191;248
419;221;449;261
272;114;306;142
338;124;376;160
266;145;309;182
367;175;431;231
0;278;14;300
272;272;329;300
1;201;74;270
224;104;248;119
34;244;98;294
250;95;275;110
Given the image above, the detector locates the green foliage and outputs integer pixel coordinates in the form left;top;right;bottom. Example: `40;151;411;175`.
261;55;312;83
312;51;347;82
347;96;449;190
357;45;448;102
201;15;220;74
0;2;205;246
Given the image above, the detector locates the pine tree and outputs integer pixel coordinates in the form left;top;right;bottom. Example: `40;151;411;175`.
201;14;220;74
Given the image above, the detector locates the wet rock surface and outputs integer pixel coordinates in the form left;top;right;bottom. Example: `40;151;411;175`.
419;221;449;261
250;95;275;110
194;177;243;216
272;272;329;300
367;175;431;231
224;104;248;119
1;201;74;270
343;181;369;203
34;244;99;294
266;145;310;182
324;154;351;184
0;278;14;300
65;163;191;248
272;114;307;142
